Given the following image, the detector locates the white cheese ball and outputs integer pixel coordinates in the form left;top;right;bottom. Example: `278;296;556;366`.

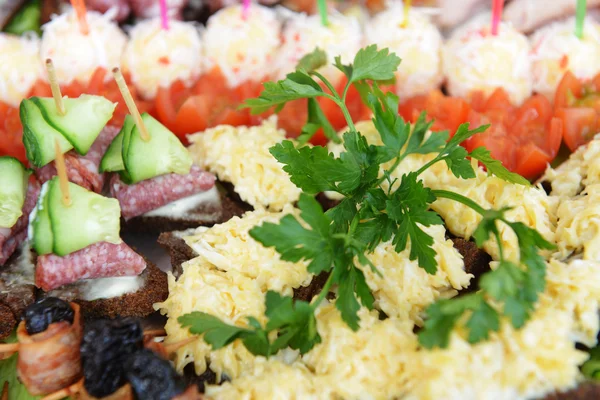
530;16;600;98
274;11;362;83
443;17;533;104
365;4;443;98
202;4;281;88
0;34;43;106
40;9;127;86
122;18;203;99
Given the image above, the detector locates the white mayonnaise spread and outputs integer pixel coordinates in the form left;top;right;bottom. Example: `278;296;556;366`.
143;186;221;220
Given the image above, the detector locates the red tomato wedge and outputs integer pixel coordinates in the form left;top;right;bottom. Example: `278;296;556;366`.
556;107;598;152
554;71;582;110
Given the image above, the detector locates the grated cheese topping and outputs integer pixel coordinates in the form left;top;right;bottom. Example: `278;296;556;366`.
542;133;600;198
530;16;600;98
121;18;203;99
301;304;419;400
364;4;443;98
182;206;313;295
405;257;600;400
274;11;362;83
442;14;532;105
155;207;312;379
554;184;600;261
361;225;472;325
0;33;42;107
40;8;127;86
205;359;324;400
188;117;302;211
202;4;281;88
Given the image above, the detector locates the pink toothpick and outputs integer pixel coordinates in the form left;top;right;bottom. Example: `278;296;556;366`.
242;0;250;20
491;0;504;35
159;0;169;30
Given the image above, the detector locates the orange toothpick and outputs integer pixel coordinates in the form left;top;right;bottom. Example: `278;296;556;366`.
0;342;19;357
46;59;66;116
54;139;72;207
70;0;89;35
112;68;150;142
401;0;412;27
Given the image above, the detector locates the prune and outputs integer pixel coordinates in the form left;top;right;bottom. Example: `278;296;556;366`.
124;348;187;400
81;318;143;398
24;297;74;335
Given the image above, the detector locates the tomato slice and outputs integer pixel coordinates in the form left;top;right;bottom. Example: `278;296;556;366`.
513;143;553;179
556;107;598;151
554;71;582;110
171;95;210;142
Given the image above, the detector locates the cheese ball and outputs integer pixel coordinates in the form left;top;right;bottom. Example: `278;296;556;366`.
365;4;443;98
40;9;127;86
0;34;43;106
274;11;362;83
202;4;281;88
122;18;203;99
530;16;600;98
443;16;533;104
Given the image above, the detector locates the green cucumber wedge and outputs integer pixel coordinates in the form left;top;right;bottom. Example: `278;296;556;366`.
30;181;53;255
21;99;73;168
32;95;116;155
46;177;122;256
0;156;30;228
123;113;192;184
99;115;134;173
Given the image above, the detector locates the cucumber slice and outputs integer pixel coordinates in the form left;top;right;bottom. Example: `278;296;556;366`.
47;177;122;256
20;99;73;168
0;157;30;228
31;182;53;255
123;113;192;184
32;95;116;155
99;115;134;173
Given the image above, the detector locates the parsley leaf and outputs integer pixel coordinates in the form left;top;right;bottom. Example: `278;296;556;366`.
350;45;401;82
470;147;531;186
386;173;443;273
298;98;339;144
296;47;328;73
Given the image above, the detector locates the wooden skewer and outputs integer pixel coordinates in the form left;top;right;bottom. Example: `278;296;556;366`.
163;337;198;354
112;68;150;142
70;0;89;35
143;329;167;337
1;382;8;400
41;378;83;400
0;342;19;353
46;59;66;116
54;139;72;207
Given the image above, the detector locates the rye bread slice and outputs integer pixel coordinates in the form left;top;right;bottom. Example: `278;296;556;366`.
0;246;36;331
122;182;250;234
543;382;600;400
0;303;16;340
157;230;198;277
43;258;168;320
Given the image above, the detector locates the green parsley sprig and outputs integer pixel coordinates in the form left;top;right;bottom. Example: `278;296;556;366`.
178;46;555;356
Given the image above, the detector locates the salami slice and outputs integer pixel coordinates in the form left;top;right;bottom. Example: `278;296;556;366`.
35;242;147;292
35;125;120;193
0;179;41;266
110;165;216;220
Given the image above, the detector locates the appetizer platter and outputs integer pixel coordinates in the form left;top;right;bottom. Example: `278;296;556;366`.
3;0;600;399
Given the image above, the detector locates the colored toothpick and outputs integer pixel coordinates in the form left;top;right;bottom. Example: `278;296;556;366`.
401;0;411;28
70;0;89;35
54;139;72;207
317;0;328;26
575;0;587;39
242;0;250;20
45;59;66;116
491;0;504;36
159;0;169;30
112;68;150;142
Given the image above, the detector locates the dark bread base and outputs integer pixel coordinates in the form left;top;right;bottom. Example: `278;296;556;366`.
0;247;36;338
0;303;16;340
45;259;168;320
543;382;600;400
157;231;198;277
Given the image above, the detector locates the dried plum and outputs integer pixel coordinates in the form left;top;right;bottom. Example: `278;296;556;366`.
124;348;187;400
24;297;74;335
81;318;143;398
